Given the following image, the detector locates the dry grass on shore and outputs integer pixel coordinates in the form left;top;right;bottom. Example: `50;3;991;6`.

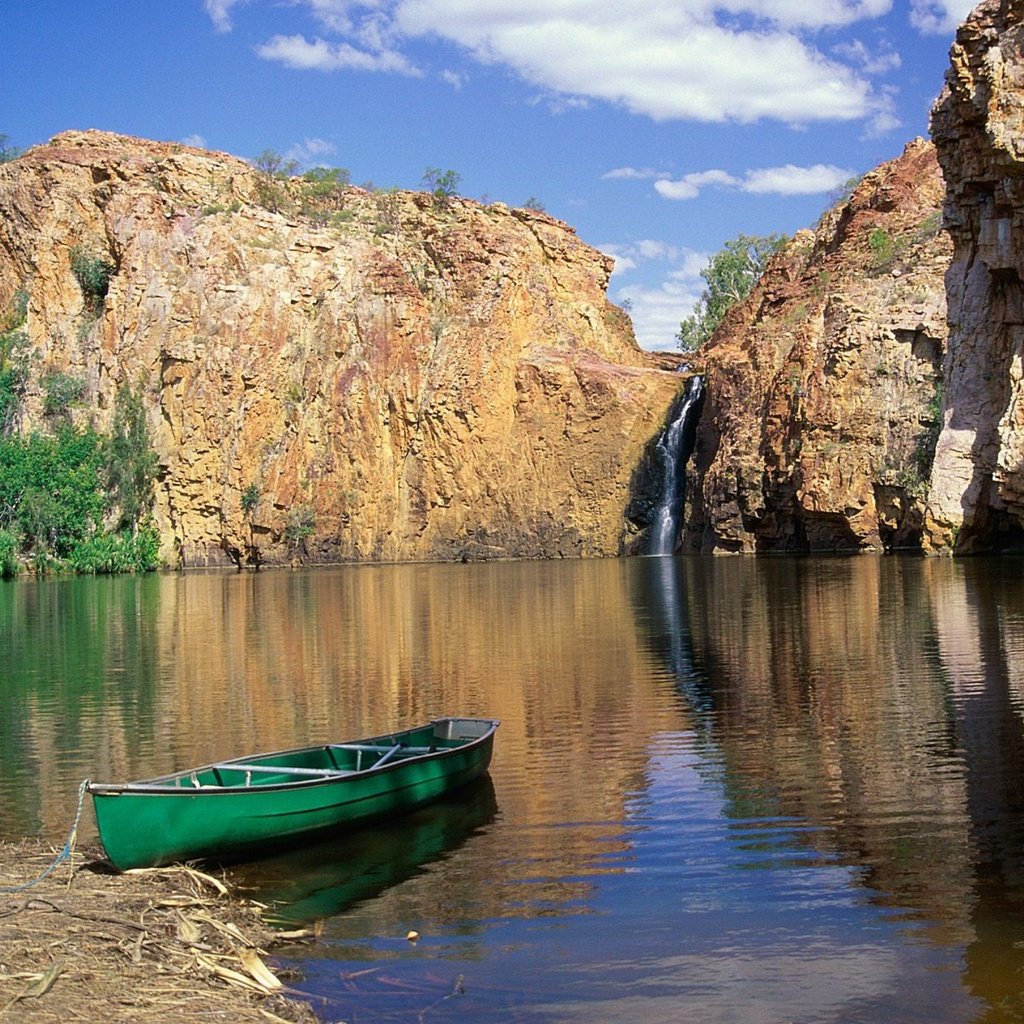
0;840;320;1024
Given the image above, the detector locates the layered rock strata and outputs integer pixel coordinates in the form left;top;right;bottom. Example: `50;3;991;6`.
686;139;951;553
0;131;683;567
928;0;1024;551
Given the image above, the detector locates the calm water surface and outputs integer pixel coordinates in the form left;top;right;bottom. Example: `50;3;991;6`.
3;556;1024;1022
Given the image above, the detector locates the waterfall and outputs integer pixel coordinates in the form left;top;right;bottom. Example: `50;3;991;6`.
647;375;705;556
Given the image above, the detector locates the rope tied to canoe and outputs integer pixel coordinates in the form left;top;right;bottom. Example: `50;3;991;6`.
0;778;89;893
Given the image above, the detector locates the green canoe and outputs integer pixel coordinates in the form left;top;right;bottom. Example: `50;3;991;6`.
87;717;499;870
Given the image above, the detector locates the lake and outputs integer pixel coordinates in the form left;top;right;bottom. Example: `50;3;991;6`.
3;555;1024;1022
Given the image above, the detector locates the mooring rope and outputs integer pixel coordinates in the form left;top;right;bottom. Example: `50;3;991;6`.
0;778;89;894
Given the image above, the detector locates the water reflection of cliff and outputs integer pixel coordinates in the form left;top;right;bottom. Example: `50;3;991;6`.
637;555;1024;959
2;561;685;925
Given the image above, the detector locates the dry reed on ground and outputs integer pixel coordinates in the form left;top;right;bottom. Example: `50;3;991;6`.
0;840;320;1024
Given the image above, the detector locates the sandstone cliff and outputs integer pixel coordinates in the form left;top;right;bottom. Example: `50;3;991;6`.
0;131;683;567
685;139;951;553
928;0;1024;552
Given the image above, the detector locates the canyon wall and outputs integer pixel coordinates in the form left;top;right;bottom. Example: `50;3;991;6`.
686;139;952;553
0;131;683;567
928;0;1024;552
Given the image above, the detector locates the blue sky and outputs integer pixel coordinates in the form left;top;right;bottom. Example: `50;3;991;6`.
4;0;973;350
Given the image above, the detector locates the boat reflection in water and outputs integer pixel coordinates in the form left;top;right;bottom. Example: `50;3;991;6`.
231;775;497;927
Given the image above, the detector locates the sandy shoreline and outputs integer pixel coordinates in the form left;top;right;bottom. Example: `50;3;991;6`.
0;840;320;1023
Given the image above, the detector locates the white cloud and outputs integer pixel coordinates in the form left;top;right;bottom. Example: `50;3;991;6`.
652;162;854;200
909;0;975;34
247;0;900;129
181;134;207;149
394;3;876;124
441;69;466;88
305;0;359;34
204;0;247;33
603;167;665;181
833;38;901;75
256;33;422;75
600;239;708;350
617;276;704;351
654;169;738;200
286;137;337;165
741;163;854;194
716;0;894;30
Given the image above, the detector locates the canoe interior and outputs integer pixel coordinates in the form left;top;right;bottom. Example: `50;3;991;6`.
102;718;496;792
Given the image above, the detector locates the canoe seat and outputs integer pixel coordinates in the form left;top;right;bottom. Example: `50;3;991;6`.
327;741;433;771
329;743;435;755
212;763;354;782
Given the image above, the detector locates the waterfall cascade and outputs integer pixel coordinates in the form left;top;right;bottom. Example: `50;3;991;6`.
647;376;705;556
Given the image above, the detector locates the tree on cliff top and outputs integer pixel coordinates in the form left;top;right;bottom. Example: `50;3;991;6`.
678;233;787;352
422;167;461;210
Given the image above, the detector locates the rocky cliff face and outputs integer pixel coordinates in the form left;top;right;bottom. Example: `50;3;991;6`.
686;139;951;553
0;131;683;567
928;0;1024;552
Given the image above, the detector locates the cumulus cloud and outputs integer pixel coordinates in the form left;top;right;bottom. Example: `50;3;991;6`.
742;163;855;194
603;167;665;181
181;134;207;149
716;0;894;30
600;240;708;351
833;38;901;75
652;162;853;200
654;170;739;200
246;0;903;129
394;2;876;124
204;0;247;33
255;33;422;75
909;0;975;34
285;137;337;165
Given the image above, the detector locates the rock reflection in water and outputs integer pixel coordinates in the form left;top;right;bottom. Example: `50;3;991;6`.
5;557;1024;1020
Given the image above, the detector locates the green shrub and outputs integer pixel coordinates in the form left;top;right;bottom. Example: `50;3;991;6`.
868;228;895;268
0;360;28;435
422;167;461;210
0;427;105;560
0;529;17;579
41;370;86;418
285;505;316;544
0;377;161;574
241;483;261;517
70;245;115;316
373;189;401;234
0;289;28;333
252;150;298;213
103;381;158;532
67;525;160;574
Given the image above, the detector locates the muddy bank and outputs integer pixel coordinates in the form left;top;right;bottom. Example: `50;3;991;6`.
0;840;319;1023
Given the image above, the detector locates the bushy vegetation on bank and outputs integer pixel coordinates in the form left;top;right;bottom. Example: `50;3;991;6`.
0;383;160;580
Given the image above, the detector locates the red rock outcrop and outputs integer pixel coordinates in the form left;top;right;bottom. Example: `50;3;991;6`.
686;139;951;553
0;131;683;567
927;0;1024;551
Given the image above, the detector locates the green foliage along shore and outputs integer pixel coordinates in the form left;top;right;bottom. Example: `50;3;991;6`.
0;381;160;580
